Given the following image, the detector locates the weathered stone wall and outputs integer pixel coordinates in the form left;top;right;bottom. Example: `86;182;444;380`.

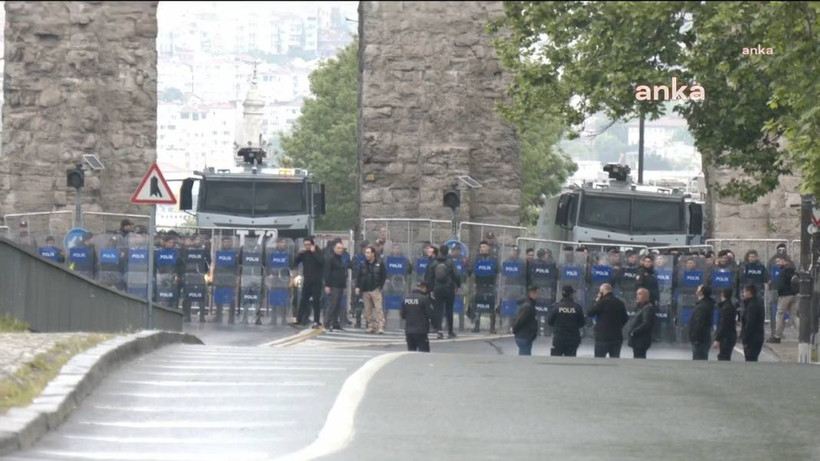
0;1;157;217
706;165;801;241
358;1;520;232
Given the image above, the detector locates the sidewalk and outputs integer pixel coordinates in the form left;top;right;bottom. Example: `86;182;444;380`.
763;327;810;363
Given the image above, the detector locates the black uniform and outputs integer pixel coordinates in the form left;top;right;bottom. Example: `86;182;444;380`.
689;297;715;360
293;248;325;325
426;256;460;334
636;266;660;305
181;245;211;322
323;252;349;330
545;296;585;356
400;288;433;352
714;298;737;361
628;301;656;359
512;296;539;343
587;292;628;358
740;296;765;361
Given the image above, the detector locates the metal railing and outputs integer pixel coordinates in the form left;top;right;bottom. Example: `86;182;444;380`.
0;236;181;332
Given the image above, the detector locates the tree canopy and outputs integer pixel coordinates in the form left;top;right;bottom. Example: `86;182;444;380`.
489;1;820;201
281;41;357;231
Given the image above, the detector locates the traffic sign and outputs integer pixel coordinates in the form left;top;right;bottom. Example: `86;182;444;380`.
64;228;88;250
131;163;177;205
812;208;820;227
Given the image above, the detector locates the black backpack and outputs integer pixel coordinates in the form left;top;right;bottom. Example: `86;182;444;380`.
434;260;450;287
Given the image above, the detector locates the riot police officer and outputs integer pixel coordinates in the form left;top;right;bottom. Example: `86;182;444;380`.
182;234;211;322
38;236;65;263
528;248;558;336
546;285;586;357
154;235;182;309
738;249;768;303
471;240;499;334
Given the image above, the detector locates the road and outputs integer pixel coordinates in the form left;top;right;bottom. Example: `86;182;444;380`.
6;324;795;460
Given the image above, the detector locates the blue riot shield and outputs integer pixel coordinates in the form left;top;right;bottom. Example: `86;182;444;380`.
213;239;239;323
239;241;265;324
676;256;704;343
266;238;294;325
654;255;675;342
125;234;149;299
500;257;525;320
470;251;499;333
155;246;180;309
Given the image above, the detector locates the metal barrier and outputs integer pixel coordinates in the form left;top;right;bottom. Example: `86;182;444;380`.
3;211;75;252
83;212;150;235
0;236;182;332
646;245;714;254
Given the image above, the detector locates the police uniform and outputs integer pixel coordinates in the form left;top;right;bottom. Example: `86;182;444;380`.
545;294;585;356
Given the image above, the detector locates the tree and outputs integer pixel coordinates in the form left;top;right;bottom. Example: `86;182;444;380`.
281;40;357;231
519;116;577;225
488;2;820;201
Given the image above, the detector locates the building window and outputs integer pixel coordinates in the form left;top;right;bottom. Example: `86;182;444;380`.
182;112;190;119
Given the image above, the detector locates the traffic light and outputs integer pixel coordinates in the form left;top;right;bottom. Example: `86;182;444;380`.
66;164;84;189
443;185;460;210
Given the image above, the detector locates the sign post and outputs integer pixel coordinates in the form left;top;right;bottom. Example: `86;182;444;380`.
131;163;177;330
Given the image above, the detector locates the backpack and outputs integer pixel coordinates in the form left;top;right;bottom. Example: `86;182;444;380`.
434;261;450;287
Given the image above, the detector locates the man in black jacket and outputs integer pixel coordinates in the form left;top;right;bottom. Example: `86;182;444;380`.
689;285;715;360
290;237;325;328
513;285;540;356
323;241;349;331
628;288;656;359
588;283;628;358
426;244;461;339
769;256;798;343
636;255;660;305
356;246;387;334
546;285;586;357
400;282;433;352
713;288;737;361
740;284;765;361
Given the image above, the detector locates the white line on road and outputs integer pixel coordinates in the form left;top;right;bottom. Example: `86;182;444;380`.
62;434;286;444
77;420;295;429
99;392;315;399
91;405;300;413
117;380;326;387
272;351;409;461
30;450;271;461
126;366;347;372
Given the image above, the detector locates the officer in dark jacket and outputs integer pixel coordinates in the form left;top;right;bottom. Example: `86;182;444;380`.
546;285;586;357
355;246;387;334
740;284;765;361
400;282;433;352
689;284;715;360
512;285;540;356
587;283;628;358
628;288;656;359
323;240;350;331
291;237;325;328
636;255;660;304
713;288;737;361
426;244;461;339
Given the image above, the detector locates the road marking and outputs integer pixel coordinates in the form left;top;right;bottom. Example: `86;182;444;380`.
125;370;344;377
99;391;315;399
126;366;346;371
62;434;286;444
31;450;270;461
91;405;300;413
77;420;295;429
273;351;409;461
117;380;326;387
258;328;324;347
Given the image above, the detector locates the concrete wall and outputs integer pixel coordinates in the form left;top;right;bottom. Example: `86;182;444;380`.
0;1;158;216
358;1;520;230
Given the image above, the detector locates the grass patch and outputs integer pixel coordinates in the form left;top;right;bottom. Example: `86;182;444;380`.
0;314;29;332
0;333;113;413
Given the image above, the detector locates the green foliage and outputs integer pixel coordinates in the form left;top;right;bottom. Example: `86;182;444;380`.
0;314;28;332
281;41;358;231
519;116;577;225
489;1;820;202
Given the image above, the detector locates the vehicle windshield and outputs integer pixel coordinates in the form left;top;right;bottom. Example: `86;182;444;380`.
199;179;306;216
578;194;683;233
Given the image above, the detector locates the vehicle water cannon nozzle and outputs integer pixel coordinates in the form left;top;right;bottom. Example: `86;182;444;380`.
603;163;630;182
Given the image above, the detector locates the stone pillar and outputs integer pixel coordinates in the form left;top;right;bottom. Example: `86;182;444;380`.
0;1;158;217
358;1;520;235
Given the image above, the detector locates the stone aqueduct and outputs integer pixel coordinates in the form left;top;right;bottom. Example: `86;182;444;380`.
0;1;800;240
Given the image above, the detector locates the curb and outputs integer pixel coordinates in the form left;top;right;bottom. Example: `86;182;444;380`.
762;343;785;361
264;328;325;348
308;333;514;349
0;330;203;456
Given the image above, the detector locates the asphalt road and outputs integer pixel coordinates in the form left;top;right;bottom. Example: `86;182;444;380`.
322;353;820;461
182;319;296;346
7;344;376;461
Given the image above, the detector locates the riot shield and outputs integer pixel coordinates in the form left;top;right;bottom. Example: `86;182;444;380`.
411;242;433;288
98;234;125;292
499;248;525;326
558;246;588;313
446;240;470;332
653;253;675;342
469;243;499;333
239;238;265;325
212;235;239;324
617;251;642;315
584;249;617;340
708;258;737;327
383;241;411;330
154;235;181;309
676;254;705;343
181;233;210;322
67;237;95;279
266;238;295;326
525;246;559;336
125;233;149;299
